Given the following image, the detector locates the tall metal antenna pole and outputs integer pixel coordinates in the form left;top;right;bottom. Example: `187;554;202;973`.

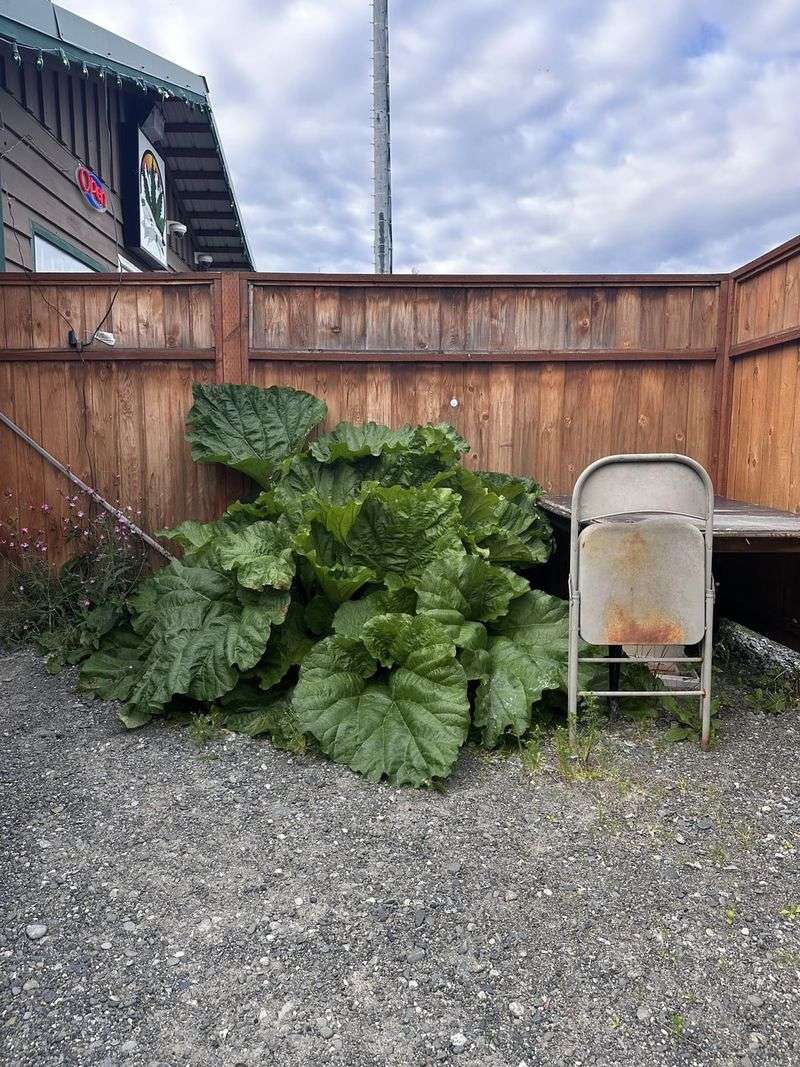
372;0;392;273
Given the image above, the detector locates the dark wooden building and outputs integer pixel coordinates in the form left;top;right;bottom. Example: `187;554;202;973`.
0;0;253;272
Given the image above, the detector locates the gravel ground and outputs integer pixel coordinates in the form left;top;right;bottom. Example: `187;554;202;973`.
1;647;800;1067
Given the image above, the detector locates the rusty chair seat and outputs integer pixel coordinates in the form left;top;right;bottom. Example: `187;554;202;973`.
578;517;706;646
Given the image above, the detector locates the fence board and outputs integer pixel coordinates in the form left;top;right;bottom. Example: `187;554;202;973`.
249;282;721;358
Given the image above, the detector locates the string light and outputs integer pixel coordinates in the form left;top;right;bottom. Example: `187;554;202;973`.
2;38;206;109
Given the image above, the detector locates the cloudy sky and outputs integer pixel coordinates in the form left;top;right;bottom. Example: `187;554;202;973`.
60;0;800;273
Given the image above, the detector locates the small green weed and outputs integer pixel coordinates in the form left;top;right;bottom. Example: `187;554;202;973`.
749;674;800;715
670;1013;686;1039
736;823;755;850
708;842;727;866
663;695;720;744
188;710;223;748
554;697;606;782
724;906;737;926
520;728;544;774
779;904;800;922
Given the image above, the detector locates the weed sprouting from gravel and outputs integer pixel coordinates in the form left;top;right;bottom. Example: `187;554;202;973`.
520;729;544;774
670;1012;686;1039
188;710;224;748
553;698;606;782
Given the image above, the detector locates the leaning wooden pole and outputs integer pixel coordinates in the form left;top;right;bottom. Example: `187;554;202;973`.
0;408;175;562
372;0;393;274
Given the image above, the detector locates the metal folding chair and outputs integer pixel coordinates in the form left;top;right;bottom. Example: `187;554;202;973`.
567;454;714;751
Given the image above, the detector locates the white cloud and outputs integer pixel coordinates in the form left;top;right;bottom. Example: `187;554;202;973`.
58;0;800;272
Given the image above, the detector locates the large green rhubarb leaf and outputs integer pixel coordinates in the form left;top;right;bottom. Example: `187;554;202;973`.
474;469;544;502
332;587;416;640
477;494;553;565
472;590;571;746
293;614;469;786
375;424;470;487
256;602;315;690
128;563;233;636
274;455;369;523
310;421;415;462
438;467;552;565
414;551;529;649
344;485;463;583
214;520;296;591
186;383;327;486
159;519;228;564
310;421;469;487
77;627;145;711
160;492;284;565
80;562;290;728
293;524;376;603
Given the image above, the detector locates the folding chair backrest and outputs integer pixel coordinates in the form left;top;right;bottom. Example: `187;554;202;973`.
574;455;711;523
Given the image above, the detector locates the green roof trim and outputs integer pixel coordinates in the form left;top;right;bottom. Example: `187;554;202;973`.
0;15;208;105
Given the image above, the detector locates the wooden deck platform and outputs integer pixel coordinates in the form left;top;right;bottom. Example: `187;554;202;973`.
539;495;800;553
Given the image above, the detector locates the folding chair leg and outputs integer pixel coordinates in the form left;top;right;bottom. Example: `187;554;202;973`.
567;586;580;753
608;645;622;717
700;589;714;750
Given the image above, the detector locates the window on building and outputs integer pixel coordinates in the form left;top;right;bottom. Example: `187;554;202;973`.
32;232;99;272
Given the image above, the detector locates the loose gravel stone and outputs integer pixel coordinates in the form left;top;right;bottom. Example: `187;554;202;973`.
1;646;800;1066
24;923;48;940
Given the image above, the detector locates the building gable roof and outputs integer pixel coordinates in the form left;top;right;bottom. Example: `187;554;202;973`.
0;0;254;268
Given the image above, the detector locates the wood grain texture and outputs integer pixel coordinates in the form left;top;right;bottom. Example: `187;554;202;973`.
735;250;800;344
250;282;720;355
726;343;800;513
250;356;713;492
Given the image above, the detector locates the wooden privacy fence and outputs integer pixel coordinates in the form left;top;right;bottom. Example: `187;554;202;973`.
1;270;727;533
0;238;798;639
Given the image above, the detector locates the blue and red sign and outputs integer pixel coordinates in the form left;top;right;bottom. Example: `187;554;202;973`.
76;166;107;212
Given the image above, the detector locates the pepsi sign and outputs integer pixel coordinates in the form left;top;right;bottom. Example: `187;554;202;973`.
76;166;107;212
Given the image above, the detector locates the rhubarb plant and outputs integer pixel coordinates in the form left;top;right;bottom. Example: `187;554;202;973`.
75;381;630;786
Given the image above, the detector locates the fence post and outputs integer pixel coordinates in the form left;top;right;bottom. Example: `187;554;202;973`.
213;272;250;510
710;274;735;494
215;272;248;384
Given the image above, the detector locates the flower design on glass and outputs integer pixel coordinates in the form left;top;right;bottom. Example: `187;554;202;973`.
139;150;166;239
